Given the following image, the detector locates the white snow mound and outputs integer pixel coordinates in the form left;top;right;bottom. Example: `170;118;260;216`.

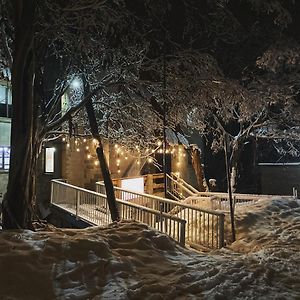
0;197;299;299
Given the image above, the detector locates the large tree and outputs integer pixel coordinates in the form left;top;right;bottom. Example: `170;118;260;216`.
0;0;143;228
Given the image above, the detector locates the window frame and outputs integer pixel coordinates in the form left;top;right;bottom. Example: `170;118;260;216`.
0;146;10;171
44;147;56;174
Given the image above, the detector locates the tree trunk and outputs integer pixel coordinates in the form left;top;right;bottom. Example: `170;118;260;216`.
190;146;209;192
84;83;119;221
2;0;37;229
230;139;242;193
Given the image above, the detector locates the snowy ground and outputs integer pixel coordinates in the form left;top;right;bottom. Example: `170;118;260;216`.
0;197;299;299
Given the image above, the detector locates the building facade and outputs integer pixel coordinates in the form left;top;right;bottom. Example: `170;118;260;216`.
0;79;12;202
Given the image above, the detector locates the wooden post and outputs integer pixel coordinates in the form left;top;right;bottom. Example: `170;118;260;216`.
224;133;236;242
146;174;153;194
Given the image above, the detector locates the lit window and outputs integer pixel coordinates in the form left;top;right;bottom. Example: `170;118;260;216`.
0;84;12;105
45;147;55;173
0;147;10;170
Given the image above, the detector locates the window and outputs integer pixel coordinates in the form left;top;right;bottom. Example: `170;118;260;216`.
0;83;12;117
0;84;12;105
0;147;10;170
45;147;55;173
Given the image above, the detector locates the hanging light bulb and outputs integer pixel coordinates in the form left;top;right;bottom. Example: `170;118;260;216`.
76;148;80;152
148;157;153;163
125;156;128;160
94;161;99;166
62;137;66;142
87;154;91;159
117;169;121;174
157;140;162;146
86;146;89;150
83;138;87;143
67;143;70;148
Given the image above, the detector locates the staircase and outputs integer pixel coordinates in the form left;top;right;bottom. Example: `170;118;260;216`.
166;172;199;201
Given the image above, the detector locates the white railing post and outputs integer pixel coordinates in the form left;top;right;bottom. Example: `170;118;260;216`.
293;187;298;199
50;180;54;204
76;190;80;219
219;214;225;248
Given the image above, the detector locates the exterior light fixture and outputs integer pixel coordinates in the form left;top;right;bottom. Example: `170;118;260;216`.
71;78;81;89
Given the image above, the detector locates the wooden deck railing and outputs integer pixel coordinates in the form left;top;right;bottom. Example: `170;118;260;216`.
110;173;164;196
51;179;186;246
96;181;225;249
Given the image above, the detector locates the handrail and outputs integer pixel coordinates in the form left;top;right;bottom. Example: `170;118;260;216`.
170;172;199;194
51;179;187;246
166;174;195;197
196;191;292;198
96;180;226;249
53;179;105;197
96;181;224;217
117;198;185;223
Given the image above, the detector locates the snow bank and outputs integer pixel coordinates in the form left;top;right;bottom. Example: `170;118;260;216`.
0;197;299;299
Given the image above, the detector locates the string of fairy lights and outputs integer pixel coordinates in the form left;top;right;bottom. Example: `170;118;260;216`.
61;136;187;176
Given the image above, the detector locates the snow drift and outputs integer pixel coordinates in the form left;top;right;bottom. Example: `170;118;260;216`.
0;197;299;299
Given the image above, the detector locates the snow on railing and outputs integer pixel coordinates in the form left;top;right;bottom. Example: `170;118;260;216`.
96;181;225;249
51;180;186;246
166;173;198;200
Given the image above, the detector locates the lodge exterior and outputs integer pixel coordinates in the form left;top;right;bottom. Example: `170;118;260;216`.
1;76;299;215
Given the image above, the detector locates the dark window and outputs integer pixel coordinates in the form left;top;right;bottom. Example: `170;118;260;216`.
0;147;10;170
